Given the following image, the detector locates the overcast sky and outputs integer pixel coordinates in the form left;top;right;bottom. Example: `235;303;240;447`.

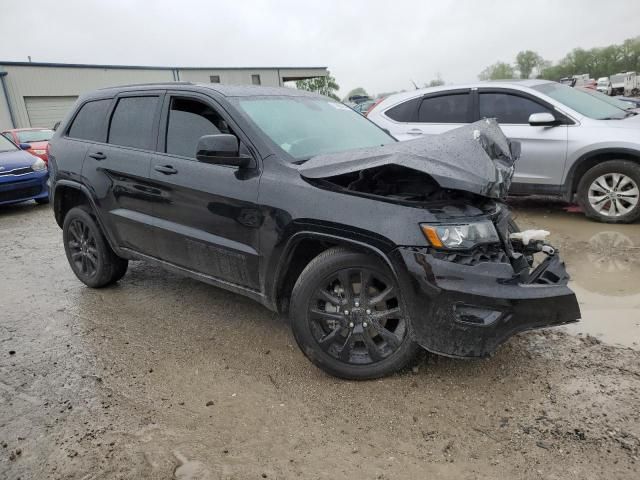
1;0;639;96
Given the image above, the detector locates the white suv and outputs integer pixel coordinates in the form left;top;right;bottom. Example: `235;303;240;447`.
368;80;640;223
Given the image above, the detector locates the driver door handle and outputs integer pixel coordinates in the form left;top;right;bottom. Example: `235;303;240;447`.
154;165;178;175
406;128;423;136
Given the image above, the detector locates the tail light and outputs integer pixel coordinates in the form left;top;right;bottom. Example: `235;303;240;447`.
45;143;51;164
364;97;385;117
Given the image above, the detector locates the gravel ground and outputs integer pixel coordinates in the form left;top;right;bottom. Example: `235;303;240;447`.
1;201;639;480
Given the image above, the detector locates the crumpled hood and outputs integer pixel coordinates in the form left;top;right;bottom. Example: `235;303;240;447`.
299;119;520;199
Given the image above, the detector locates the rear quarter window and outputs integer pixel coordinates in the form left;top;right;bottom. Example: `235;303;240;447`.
67;99;112;142
384;97;420;122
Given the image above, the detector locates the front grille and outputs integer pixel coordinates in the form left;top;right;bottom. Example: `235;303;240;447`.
431;243;509;266
0;167;33;176
0;185;41;203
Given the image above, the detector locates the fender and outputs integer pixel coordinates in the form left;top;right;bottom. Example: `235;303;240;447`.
53;179;127;258
562;147;640;200
268;230;400;311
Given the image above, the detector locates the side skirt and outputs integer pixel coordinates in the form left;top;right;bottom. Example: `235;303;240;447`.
120;247;273;311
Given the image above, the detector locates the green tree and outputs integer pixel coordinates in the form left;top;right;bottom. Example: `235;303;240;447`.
425;74;445;87
515;50;545;79
296;72;340;101
344;87;369;101
478;62;515;81
539;36;640;80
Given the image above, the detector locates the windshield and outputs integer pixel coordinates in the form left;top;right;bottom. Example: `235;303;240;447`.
532;82;627;120
0;134;18;153
17;129;54;143
577;87;636;111
236;96;394;160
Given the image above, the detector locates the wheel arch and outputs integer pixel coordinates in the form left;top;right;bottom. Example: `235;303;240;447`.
53;180;96;227
564;148;640;201
53;180;122;256
270;231;399;314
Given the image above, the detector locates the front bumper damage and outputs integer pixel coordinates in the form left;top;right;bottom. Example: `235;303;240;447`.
299;117;580;357
392;235;581;358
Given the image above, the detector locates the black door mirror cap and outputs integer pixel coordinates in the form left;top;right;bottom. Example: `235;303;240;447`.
197;153;253;168
196;134;252;168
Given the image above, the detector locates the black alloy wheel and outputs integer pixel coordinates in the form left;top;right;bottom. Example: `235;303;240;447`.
62;206;128;288
290;248;419;379
308;267;406;365
67;217;99;279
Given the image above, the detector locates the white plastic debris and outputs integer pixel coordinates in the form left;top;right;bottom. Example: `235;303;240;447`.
509;229;550;245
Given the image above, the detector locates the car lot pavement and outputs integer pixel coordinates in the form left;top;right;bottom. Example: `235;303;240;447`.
1;201;639;479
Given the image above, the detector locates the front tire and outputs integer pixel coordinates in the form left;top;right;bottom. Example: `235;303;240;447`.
577;160;640;224
290;247;419;380
62;206;129;288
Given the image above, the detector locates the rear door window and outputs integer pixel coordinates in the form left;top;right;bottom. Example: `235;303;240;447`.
479;92;552;124
165;97;235;158
67;99;111;142
108;96;159;150
418;94;470;123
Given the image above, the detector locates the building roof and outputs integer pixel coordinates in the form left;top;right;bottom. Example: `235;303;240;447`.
0;60;327;71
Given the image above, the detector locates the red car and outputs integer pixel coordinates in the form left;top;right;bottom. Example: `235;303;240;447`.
1;128;55;163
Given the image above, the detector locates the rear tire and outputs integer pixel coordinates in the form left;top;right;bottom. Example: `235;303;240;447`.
290;247;419;380
577;160;640;224
62;206;129;287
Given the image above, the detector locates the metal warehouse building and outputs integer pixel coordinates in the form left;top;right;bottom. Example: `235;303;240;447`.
0;61;328;131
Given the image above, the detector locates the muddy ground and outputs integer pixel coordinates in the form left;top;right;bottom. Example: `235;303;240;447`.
1;200;639;479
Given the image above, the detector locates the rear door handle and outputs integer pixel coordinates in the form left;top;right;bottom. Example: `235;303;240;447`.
154;165;178;175
88;152;106;160
406;129;423;136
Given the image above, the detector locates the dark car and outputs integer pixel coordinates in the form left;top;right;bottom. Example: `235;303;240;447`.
48;83;580;379
0;134;49;206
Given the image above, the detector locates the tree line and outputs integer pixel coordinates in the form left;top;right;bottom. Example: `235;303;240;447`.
295;36;640;101
479;36;640;81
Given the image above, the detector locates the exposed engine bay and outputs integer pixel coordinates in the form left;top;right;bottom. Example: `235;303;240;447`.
309;164;497;217
299;118;519;199
300;118;568;284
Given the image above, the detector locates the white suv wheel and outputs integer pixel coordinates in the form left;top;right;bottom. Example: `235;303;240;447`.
587;173;639;217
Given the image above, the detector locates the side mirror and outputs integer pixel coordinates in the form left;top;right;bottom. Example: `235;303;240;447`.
19;143;32;150
528;112;557;127
196;134;251;168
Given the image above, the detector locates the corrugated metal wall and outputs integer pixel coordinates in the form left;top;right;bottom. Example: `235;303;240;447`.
0;65;174;129
0;64;328;130
178;68;281;86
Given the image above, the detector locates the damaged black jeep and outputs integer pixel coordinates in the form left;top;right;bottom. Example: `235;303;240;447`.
49;84;580;379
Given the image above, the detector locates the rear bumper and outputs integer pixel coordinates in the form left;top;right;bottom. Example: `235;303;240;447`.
0;171;49;206
393;247;580;358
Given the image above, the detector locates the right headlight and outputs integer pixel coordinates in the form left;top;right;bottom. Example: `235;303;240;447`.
420;220;500;250
31;158;47;172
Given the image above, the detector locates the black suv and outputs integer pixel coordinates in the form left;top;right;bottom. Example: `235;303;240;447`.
48;83;580;379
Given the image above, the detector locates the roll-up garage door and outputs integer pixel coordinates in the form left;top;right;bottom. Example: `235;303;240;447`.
24;96;78;128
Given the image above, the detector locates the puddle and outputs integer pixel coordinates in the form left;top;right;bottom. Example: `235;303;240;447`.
173;451;214;480
512;201;640;350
